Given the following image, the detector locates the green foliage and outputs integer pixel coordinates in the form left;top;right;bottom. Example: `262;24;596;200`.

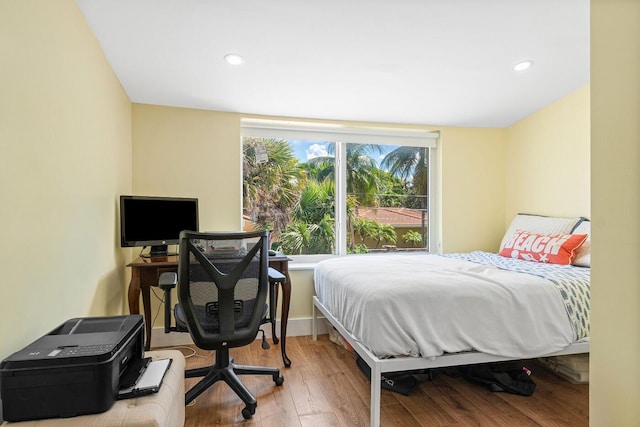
371;223;397;248
280;214;335;255
292;180;334;224
352;217;377;243
348;244;369;254
243;138;304;238
402;230;422;247
280;180;335;254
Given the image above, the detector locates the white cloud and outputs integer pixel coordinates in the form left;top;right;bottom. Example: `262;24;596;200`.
306;143;329;160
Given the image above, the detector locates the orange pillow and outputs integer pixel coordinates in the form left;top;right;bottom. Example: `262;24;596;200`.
499;229;588;265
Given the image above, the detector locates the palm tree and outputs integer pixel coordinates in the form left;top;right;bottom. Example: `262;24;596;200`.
345;144;385;206
292;180;334;222
300;157;334;183
380;146;429;209
376;170;411;207
243;138;304;239
307;143;385;206
280;180;335;254
279;221;317;254
308;144;386;251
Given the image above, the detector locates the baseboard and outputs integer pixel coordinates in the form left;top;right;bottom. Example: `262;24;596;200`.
150;317;330;348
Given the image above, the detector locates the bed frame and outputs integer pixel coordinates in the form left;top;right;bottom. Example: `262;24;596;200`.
312;295;589;427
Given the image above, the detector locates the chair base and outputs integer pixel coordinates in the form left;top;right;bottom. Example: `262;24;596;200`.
185;349;284;419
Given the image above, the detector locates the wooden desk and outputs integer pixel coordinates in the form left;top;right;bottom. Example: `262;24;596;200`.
127;254;293;367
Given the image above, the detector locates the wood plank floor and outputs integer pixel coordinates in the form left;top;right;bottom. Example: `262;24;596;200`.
162;335;588;426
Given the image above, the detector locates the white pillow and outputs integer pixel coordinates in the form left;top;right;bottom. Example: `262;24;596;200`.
571;220;591;267
499;214;582;252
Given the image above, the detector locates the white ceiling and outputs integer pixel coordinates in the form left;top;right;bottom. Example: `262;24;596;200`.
76;0;589;128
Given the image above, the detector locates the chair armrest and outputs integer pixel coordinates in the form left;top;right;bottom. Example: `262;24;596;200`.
268;267;285;283
159;272;177;290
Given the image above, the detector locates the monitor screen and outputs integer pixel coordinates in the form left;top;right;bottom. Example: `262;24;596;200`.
120;195;198;257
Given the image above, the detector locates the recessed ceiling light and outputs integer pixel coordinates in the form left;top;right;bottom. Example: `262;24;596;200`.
224;54;244;65
513;60;534;72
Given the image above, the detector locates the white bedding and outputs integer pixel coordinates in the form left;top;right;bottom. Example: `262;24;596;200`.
314;252;588;359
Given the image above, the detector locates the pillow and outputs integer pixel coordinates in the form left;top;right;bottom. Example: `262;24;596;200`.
571;220;591;267
499;229;588;265
499;214;582;252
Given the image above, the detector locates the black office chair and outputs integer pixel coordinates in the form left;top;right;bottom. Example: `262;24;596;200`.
159;230;284;419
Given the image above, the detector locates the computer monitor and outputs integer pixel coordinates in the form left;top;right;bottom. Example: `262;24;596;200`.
119;195;199;257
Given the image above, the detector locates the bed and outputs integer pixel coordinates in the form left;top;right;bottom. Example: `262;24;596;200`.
311;214;591;427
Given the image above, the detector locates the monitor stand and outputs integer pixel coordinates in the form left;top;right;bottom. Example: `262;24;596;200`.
141;245;177;258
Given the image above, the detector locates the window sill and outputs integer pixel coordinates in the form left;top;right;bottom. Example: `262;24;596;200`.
285;251;436;272
288;262;317;271
284;253;335;271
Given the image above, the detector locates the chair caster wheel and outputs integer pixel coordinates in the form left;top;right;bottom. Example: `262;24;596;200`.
274;374;284;386
242;406;255;419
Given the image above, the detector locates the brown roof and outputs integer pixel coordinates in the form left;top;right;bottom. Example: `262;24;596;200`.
356;207;427;227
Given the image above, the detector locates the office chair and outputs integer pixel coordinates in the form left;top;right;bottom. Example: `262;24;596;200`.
159;230;284;420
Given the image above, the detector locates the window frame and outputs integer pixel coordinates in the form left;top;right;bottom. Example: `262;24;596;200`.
241;118;439;262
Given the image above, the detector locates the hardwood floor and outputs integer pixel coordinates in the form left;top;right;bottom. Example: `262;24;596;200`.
164;335;588;426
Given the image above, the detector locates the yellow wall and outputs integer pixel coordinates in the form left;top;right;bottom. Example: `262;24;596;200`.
505;84;591;222
0;0;132;360
439;127;507;252
591;0;640;424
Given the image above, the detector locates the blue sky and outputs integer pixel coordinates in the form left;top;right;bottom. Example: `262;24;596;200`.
288;139;396;167
289;140;331;162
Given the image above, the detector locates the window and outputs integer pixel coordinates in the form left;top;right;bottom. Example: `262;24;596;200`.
241;119;438;258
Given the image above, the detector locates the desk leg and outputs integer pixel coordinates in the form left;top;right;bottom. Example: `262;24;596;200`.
128;267;141;315
271;284;279;344
280;273;292;367
141;284;152;351
127;267;152;351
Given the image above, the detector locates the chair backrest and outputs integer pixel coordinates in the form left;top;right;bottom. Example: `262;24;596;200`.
177;230;269;350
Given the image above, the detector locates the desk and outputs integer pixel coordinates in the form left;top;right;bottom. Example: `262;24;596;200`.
127;254;293;367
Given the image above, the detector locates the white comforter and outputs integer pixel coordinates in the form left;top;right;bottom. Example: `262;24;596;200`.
314;253;577;359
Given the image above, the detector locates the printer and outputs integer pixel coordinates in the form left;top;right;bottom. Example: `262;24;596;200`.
1;315;144;422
